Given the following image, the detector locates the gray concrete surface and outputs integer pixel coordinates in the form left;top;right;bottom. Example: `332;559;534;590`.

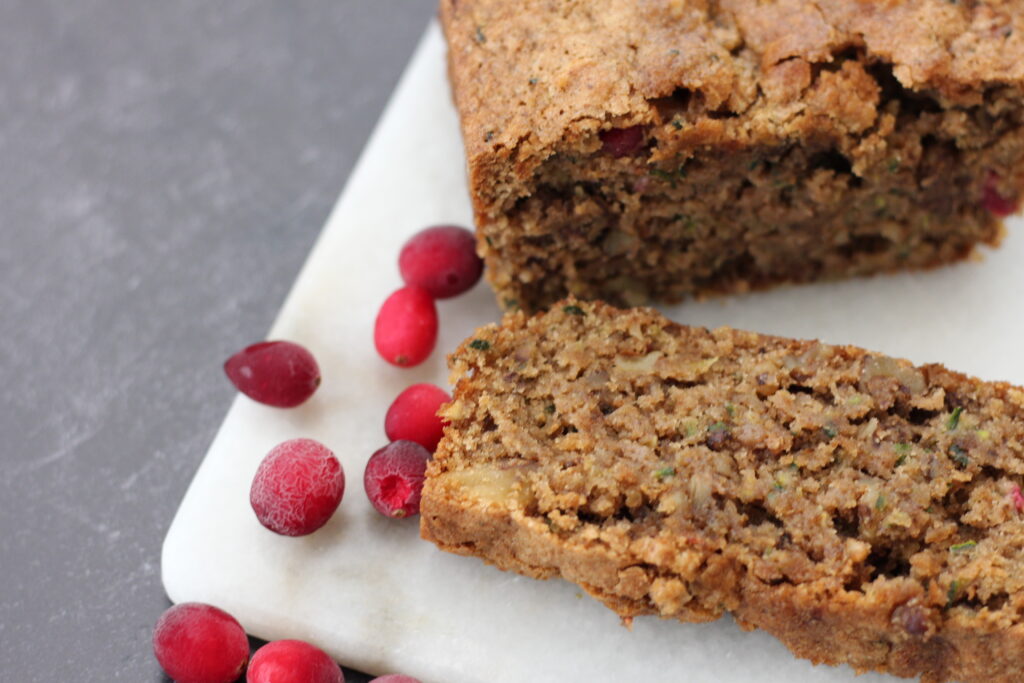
0;1;434;679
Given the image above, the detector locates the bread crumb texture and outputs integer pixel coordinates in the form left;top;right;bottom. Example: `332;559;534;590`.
441;0;1024;311
422;299;1024;682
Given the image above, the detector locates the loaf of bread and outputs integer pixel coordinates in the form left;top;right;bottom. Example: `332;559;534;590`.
440;0;1024;313
421;300;1024;682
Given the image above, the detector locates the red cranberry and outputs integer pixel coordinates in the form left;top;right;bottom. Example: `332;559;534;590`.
247;640;344;683
374;286;438;367
599;125;645;157
399;225;483;299
364;441;431;518
1011;484;1024;513
224;341;321;408
370;676;421;683
385;383;451;452
982;173;1018;217
153;602;249;683
250;438;345;536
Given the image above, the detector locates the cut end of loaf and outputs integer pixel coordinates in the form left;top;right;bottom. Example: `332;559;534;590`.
441;0;1024;313
421;299;1024;683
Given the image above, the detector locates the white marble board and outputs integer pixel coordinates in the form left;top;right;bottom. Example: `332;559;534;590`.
162;21;1024;683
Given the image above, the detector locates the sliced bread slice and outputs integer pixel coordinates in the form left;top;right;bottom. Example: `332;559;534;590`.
422;299;1024;683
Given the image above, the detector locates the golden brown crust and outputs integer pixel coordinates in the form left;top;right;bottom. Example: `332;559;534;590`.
442;0;1024;199
440;0;1024;312
421;299;1024;682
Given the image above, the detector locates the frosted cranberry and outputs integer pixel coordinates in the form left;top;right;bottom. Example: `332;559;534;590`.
399;225;483;299
224;341;320;408
153;602;249;683
247;640;343;683
385;383;451;452
370;676;421;683
364;440;431;518
600;125;645;157
374;286;438;367
250;438;345;536
982;173;1018;216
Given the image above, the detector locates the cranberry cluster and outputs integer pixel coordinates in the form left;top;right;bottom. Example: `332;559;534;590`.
219;224;480;532
366;225;482;516
158;226;483;681
374;225;482;367
154;602;419;683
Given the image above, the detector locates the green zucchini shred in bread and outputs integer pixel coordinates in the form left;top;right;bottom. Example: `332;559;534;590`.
441;0;1024;312
421;300;1024;683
